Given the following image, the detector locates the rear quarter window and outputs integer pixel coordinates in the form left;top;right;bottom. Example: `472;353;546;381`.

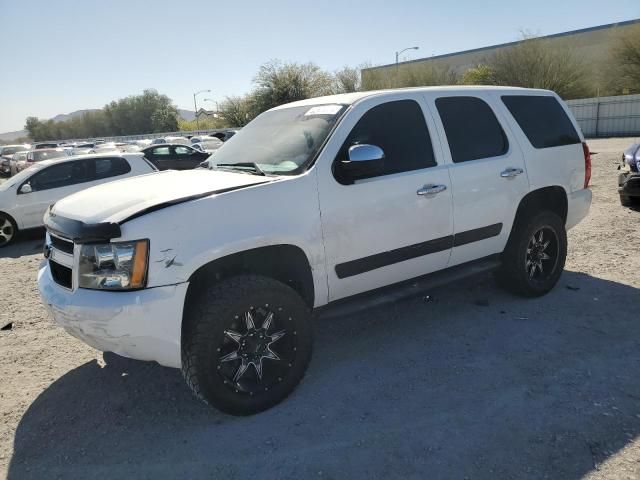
501;95;581;149
94;157;131;179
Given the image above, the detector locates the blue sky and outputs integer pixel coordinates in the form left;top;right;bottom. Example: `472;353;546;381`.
0;0;638;132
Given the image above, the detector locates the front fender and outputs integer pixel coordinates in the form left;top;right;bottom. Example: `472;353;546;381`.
119;171;329;306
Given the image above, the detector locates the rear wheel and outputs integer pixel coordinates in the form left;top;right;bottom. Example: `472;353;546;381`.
497;211;567;297
181;275;313;415
0;213;17;248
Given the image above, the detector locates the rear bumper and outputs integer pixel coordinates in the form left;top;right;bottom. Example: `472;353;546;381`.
619;172;640;198
38;261;187;368
566;188;592;230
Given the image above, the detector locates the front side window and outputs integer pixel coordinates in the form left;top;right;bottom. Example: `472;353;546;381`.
436;96;508;163
502;95;581;149
152;147;171;156
26;161;89;192
210;104;347;175
337;99;436;179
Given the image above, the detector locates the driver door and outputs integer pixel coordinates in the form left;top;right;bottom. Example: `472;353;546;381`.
317;95;454;301
16;159;92;228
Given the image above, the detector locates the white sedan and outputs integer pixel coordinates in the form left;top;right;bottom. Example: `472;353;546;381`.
0;153;157;247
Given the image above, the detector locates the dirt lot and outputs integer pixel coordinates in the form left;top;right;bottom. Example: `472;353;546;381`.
1;137;639;479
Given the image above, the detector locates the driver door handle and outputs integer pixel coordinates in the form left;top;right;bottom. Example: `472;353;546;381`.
500;167;524;178
417;184;447;196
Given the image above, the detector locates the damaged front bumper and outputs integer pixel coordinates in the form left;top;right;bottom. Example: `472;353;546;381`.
38;262;188;368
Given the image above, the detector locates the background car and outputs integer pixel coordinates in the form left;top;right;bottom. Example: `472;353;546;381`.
88;143;120;155
0;144;30;176
141;143;210;170
619;143;640;207
0;153;158;247
150;138;167;145
26;148;69;167
210;129;239;142
192;137;224;154
70;142;96;155
33;142;59;150
163;135;190;145
10;151;28;175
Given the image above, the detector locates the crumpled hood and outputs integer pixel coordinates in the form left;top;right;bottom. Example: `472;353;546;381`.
51;169;273;224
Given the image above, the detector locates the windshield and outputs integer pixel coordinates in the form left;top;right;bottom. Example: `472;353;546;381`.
0;164;41;191
210;104;346;175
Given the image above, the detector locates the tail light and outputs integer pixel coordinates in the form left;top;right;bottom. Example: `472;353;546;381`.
582;142;591;188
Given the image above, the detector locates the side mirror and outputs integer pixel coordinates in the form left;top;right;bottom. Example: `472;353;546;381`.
20;183;32;194
339;144;385;182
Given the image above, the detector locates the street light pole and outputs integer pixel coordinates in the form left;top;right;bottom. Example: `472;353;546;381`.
395;46;420;66
193;89;211;130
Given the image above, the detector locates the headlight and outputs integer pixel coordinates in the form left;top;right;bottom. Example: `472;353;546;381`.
78;239;149;290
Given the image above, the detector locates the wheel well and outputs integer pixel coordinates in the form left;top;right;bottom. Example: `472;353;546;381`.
185;245;315;308
515;186;568;224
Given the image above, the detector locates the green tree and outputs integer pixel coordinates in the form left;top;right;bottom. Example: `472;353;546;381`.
24;89;180;141
252;60;335;113
361;63;458;90
483;35;593;99
334;66;362;93
607;25;640;94
218;95;256;127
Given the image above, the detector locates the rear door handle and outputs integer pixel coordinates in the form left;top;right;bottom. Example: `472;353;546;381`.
417;184;447;196
500;167;524;178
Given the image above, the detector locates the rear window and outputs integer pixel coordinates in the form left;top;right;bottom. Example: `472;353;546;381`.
435;96;508;163
501;95;581;149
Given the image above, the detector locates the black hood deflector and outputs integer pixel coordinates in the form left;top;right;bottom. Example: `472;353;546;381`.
44;181;267;243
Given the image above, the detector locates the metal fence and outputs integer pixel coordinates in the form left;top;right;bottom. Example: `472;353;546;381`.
567;94;640;138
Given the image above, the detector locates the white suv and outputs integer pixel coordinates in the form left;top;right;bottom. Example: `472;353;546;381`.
38;87;592;415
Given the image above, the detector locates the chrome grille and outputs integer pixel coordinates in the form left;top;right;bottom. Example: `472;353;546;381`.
50;234;74;254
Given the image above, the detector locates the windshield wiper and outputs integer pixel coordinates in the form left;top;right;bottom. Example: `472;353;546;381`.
215;162;266;176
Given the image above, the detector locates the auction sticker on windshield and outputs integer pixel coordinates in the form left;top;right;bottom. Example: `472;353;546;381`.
304;105;343;116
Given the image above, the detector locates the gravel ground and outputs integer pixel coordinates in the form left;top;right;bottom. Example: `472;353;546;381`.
1;137;639;479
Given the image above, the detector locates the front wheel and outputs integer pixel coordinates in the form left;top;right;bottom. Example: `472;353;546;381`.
0;213;17;248
497;211;567;297
181;275;313;415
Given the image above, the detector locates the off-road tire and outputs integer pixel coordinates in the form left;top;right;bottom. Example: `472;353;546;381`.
497;211;567;297
181;275;312;415
620;194;639;207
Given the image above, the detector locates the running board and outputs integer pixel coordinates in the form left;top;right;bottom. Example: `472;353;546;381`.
316;254;502;320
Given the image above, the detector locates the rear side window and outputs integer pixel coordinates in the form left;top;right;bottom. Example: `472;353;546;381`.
339;99;436;178
175;146;193;155
93;157;131;179
436;96;508;163
502;95;580;149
